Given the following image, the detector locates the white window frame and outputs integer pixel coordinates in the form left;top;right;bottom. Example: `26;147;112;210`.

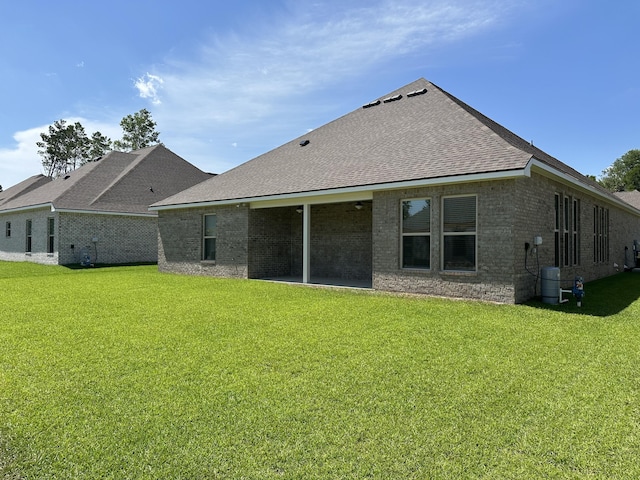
400;198;431;270
441;194;477;272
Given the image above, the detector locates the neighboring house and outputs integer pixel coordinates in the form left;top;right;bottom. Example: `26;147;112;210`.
151;78;640;303
0;145;212;265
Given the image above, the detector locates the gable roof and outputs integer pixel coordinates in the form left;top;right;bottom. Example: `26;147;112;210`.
151;78;626;210
0;144;212;215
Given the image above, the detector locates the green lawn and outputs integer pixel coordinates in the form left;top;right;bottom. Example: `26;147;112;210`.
1;262;639;479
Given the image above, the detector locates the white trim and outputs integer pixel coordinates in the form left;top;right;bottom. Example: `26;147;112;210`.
0;203;53;214
529;159;640;215
149;168;527;211
52;208;156;217
149;158;640;217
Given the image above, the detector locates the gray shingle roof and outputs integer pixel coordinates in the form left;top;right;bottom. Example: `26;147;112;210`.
0;145;212;214
614;190;640;210
153;78;610;208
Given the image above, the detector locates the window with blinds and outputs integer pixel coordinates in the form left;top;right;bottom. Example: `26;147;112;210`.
442;195;476;271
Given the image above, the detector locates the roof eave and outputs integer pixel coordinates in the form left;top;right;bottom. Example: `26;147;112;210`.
0;203;54;214
149;168;530;211
529;158;640;216
52;207;156;217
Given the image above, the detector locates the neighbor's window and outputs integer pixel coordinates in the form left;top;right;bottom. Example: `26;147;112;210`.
203;214;217;261
47;217;55;254
554;194;560;267
442;195;477;271
401;199;431;269
25;219;32;253
572;198;580;265
593;205;609;264
5;221;10;238
563;195;570;267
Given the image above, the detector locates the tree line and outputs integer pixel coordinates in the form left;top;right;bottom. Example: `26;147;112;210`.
36;109;160;178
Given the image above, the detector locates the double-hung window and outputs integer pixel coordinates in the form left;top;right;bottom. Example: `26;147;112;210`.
401;199;430;269
5;221;10;238
442;195;477;272
203;214;217;261
25;219;32;253
47;217;55;254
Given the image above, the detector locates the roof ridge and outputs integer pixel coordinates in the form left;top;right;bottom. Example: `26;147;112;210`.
89;149;147;205
431;81;614;197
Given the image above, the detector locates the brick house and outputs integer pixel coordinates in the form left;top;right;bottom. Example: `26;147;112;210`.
151;79;640;303
0;144;212;265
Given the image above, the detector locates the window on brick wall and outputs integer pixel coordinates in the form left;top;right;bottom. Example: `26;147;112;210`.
25;219;32;253
401;198;430;269
593;205;609;263
47;217;55;254
572;198;580;265
203;214;217;261
442;195;476;272
563;195;570;267
554;194;560;267
5;221;10;238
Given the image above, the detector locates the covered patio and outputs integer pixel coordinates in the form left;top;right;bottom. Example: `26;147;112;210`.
248;200;372;288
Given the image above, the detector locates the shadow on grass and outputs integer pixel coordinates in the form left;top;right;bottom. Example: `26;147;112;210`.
525;271;640;317
63;262;157;270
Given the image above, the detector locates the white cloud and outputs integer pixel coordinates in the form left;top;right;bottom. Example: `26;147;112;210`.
166;1;497;119
135;73;164;105
135;0;509;173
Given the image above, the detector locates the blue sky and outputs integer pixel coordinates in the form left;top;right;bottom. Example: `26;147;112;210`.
1;0;638;189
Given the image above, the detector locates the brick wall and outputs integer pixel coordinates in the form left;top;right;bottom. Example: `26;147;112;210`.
58;212;158;265
248;207;296;278
513;172;640;303
0;208;58;264
155;174;640;304
158;205;249;278
372;180;517;303
309;202;372;280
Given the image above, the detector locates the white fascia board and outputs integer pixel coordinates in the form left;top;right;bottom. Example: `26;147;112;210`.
528;159;640;216
52;207;156;217
149;168;528;212
0;203;53;214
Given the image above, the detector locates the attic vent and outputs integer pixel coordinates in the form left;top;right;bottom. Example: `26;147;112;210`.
383;94;403;103
300;139;310;147
362;99;381;109
407;88;428;97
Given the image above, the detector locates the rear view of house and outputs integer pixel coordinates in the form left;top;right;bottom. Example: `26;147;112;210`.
151;78;640;303
0;145;212;265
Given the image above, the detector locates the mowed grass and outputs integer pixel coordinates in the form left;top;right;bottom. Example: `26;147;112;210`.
1;262;640;479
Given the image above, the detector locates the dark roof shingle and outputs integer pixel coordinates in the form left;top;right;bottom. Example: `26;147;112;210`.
154;78;606;208
0;145;212;214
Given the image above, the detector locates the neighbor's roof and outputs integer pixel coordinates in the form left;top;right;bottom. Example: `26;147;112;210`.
614;190;640;210
0;144;212;215
153;78;613;209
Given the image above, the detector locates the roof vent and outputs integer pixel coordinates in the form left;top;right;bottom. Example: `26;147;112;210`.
362;99;381;109
300;139;310;147
383;94;403;103
407;88;428;97
63;174;71;180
